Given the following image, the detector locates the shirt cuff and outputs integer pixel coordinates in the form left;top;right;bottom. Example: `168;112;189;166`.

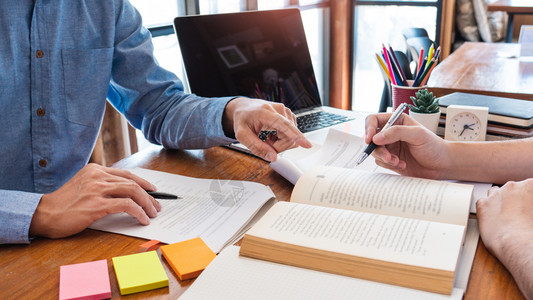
209;96;239;144
0;190;42;244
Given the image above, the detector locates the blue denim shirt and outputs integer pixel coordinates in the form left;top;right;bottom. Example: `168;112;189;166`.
0;1;236;243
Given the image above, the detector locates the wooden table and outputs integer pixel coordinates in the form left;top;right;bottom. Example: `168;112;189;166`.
488;0;533;43
428;42;533;100
0;145;525;299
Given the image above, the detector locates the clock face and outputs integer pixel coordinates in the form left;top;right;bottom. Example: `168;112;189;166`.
444;104;488;141
448;112;482;140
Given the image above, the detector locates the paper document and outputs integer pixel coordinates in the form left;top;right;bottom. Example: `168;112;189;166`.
180;246;468;300
90;168;276;253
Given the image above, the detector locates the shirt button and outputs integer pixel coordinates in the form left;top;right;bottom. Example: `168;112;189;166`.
36;50;44;58
37;108;45;117
39;159;47;167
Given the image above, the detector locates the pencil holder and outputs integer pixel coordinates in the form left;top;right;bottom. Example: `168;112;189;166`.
391;80;427;110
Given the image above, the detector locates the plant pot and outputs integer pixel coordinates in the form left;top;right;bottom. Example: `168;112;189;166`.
409;110;440;134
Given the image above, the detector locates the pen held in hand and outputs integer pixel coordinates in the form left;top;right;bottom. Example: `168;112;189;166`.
146;191;181;199
355;103;408;166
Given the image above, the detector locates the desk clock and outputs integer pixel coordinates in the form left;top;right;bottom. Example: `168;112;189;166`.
444;105;489;141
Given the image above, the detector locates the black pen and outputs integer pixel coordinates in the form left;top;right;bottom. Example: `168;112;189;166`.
146;191;181;199
355;103;408;166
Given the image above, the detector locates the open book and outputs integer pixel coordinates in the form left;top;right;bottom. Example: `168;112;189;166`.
181;236;479;300
90;168;276;253
240;166;474;295
272;128;491;214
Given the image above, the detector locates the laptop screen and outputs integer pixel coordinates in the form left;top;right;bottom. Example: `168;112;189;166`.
173;8;321;112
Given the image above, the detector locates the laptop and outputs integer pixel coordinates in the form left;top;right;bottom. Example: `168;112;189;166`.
173;8;366;152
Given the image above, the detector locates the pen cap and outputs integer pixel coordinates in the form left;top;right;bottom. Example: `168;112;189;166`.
391;80;427;110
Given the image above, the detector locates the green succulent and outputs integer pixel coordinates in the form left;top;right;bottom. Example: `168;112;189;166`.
408;89;440;114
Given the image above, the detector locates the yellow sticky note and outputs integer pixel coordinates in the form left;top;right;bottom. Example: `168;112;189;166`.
112;251;168;295
161;237;216;280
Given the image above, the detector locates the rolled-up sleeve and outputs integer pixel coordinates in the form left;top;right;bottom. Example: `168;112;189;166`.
106;0;237;149
0;191;42;244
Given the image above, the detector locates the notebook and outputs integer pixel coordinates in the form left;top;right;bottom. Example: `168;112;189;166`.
173;8;367;152
438;92;533;128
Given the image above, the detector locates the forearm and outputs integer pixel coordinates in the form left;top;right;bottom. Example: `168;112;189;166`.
494;234;533;299
140;93;237;149
444;138;533;184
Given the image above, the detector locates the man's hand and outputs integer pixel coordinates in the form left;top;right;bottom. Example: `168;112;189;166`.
223;97;312;161
364;112;450;179
29;164;162;239
477;180;533;299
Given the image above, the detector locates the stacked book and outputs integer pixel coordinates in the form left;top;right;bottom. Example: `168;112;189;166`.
437;93;533;140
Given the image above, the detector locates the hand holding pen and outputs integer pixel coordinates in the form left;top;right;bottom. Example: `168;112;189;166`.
355;103;408;166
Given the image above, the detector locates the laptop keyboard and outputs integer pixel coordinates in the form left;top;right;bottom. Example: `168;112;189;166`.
297;111;355;133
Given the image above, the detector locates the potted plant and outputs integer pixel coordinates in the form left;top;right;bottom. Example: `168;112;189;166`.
407;89;440;134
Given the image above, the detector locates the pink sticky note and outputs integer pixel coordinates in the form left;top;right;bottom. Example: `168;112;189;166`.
59;259;111;300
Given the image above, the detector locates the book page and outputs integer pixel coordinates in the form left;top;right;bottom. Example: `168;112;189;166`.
246;202;465;272
270;129;394;184
443;180;492;214
454;219;479;290
90;168;275;253
181;246;465;300
294;128;394;173
292;166;472;226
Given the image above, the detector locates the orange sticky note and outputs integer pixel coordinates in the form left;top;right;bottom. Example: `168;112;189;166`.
59;259;111;300
161;237;216;280
140;239;161;251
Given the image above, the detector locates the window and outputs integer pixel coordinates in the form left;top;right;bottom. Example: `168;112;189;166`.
129;0;178;27
352;5;437;112
301;7;329;103
258;0;288;10
352;0;441;112
199;0;241;14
